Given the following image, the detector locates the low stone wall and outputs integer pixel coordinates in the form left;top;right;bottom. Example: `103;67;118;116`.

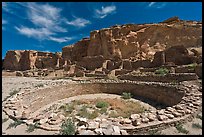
118;73;198;82
2;80;202;134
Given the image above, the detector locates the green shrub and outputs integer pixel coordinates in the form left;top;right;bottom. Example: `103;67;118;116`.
99;107;108;114
60;118;76;135
96;101;109;108
186;63;197;70
9;89;20;97
7;119;24;129
175;123;189;134
155;68;169;75
121;92;132;99
2;118;9;123
35;83;44;88
196;114;202;120
148;129;161;135
60;104;75;114
26;122;39;133
77;105;99;119
192;123;202;129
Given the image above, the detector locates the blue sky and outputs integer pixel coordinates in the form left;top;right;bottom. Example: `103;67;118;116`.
2;2;202;59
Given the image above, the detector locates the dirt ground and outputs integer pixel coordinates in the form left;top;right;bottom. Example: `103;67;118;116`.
2;76;202;135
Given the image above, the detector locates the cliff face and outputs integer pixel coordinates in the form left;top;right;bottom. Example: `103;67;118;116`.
3;17;202;71
87;20;202;60
3;50;64;71
62;18;202;62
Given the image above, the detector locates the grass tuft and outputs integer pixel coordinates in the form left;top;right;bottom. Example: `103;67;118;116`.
155;68;169;76
7;119;24;129
175;123;189;134
60;118;76;135
192;123;202;129
121;92;132;99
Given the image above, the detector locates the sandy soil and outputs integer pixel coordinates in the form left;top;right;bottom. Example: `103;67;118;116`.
2;76;202;135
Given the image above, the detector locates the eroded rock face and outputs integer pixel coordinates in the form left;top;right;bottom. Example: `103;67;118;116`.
152;45;197;66
62;38;89;62
3;50;64;71
3;17;202;71
86;19;201;60
77;55;105;70
3;50;24;70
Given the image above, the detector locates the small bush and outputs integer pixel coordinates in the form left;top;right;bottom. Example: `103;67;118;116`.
196;114;202;120
60;118;76;135
109;111;118;118
9;89;20;97
96;101;109;108
77;105;99;119
148;129;161;135
186;63;197;70
192;123;202;129
26;122;39;133
60;104;75;114
7;119;24;129
99;107;108;114
175;123;189;134
35;83;44;88
2;118;9;123
155;68;169;76
121;92;132;99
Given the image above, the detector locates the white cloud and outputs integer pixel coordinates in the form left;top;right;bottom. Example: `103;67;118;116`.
14;2;73;43
148;2;156;7
15;26;54;40
2;19;7;30
27;2;67;33
147;2;167;9
15;26;74;43
94;5;116;19
2;19;7;25
66;17;91;27
49;36;73;43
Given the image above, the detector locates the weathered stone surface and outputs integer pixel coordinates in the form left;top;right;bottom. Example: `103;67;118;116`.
130;114;140;120
141;117;149;123
195;63;202;78
3;50;63;71
122;60;132;70
87;121;99;130
78;130;96;135
62;38;89;62
172;111;182;117
132;119;141;126
120;118;132;124
120;130;129;135
39;118;48;125
87;18;201;60
165;114;174;119
77;55;105;70
102;127;114;135
147;114;157;121
3;18;202;71
94;128;103;135
16;71;23;76
157;115;168;121
112;126;121;135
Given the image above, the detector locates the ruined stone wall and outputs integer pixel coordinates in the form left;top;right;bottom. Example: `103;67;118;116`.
3;50;63;71
118;73;198;82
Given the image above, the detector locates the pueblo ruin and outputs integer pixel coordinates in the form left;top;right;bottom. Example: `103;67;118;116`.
2;17;202;135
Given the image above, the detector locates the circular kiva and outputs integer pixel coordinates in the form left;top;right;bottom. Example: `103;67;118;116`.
2;79;202;132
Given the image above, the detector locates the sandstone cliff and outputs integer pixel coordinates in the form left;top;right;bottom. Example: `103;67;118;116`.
63;17;202;61
3;50;64;71
3;17;202;71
